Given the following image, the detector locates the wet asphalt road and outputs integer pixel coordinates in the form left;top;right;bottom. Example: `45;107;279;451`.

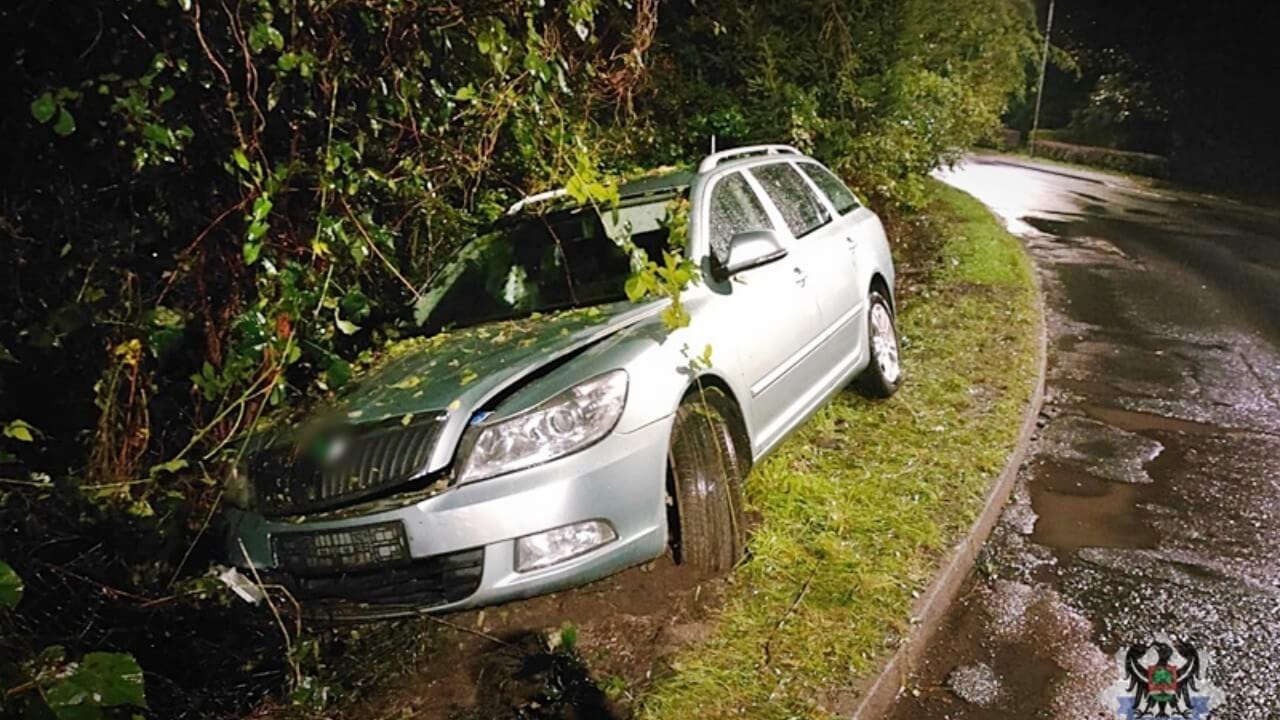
884;156;1280;719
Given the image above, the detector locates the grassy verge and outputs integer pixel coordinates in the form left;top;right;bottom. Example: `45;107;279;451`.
638;179;1041;719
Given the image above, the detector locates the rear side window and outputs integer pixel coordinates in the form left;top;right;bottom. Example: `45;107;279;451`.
751;163;831;238
707;172;775;260
799;163;861;215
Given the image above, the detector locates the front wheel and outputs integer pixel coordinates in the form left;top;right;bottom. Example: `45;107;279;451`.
667;387;747;573
855;290;902;398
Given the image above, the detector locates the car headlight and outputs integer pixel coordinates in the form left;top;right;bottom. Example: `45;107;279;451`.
225;462;257;510
457;370;628;483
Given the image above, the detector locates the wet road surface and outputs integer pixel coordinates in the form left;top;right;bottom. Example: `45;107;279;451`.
885;156;1280;719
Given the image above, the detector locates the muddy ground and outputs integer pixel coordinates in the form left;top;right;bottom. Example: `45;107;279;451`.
884;157;1280;718
335;557;727;719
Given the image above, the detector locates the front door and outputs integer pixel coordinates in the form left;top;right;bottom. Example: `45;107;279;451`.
704;171;825;451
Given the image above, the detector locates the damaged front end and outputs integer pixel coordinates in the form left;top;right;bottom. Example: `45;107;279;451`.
224;301;659;619
227;413;473;620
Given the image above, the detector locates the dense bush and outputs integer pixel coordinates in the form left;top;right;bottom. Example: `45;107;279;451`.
0;0;1037;715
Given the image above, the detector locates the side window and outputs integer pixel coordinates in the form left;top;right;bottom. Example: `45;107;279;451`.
708;172;775;261
799;162;861;215
750;163;832;238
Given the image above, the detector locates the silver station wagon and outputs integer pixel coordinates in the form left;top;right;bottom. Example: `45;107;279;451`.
226;145;900;618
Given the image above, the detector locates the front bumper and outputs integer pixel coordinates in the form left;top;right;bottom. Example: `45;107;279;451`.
226;416;673;617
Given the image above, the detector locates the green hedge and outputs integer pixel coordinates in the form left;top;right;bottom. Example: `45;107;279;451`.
1030;138;1170;178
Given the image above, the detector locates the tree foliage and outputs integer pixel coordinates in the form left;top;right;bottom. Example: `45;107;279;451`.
0;0;1036;713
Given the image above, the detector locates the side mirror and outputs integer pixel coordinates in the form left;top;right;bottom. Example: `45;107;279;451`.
714;230;788;281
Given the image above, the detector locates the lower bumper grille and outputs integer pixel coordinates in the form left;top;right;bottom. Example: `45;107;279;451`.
275;547;484;608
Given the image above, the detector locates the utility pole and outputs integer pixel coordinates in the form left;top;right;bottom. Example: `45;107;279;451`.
1029;0;1056;156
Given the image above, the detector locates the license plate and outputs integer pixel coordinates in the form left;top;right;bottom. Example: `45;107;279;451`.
272;521;410;575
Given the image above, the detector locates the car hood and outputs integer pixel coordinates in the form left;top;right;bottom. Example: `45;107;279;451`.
332;300;659;473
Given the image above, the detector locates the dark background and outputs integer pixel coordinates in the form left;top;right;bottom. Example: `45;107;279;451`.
1016;0;1280;187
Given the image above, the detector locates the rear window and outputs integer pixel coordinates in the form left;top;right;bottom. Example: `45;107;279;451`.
799;163;861;215
750;163;831;238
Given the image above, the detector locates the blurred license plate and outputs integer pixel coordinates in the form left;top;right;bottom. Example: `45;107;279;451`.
272;521;409;574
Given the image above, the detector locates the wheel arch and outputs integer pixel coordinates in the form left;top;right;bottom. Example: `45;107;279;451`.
682;372;753;473
870;272;895;315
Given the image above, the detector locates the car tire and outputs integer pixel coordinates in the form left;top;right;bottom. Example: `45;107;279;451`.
667;387;747;573
856;290;902;398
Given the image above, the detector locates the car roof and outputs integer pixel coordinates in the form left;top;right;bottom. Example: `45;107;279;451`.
505;147;818;215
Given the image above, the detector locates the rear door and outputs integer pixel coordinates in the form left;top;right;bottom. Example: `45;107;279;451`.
796;161;878;361
704;171;824;449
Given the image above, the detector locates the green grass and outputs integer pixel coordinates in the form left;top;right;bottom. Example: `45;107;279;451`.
637;180;1042;719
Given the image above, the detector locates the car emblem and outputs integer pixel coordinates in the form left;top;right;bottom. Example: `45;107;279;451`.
304;432;349;468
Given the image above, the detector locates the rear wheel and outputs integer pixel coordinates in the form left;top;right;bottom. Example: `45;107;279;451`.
667;387;747;572
855;290;902;398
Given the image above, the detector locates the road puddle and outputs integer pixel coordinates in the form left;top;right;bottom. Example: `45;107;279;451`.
1028;461;1160;550
1081;403;1222;436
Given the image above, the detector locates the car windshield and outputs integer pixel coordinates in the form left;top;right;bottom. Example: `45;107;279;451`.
415;193;682;332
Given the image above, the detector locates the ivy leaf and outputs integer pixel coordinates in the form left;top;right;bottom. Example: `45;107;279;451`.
231;148;251;172
52;108;76;136
246;219;268;242
325;358;352;389
45;652;147;720
558;622;578;653
339;290;370;322
30;93;56;123
335;317;360;336
243;239;262;265
251;195;273;221
0;561;23;610
148;458;188;478
623;273;648;303
3;419;36;442
248;22;284;53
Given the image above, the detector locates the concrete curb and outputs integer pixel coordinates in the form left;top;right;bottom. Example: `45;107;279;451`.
849;233;1049;720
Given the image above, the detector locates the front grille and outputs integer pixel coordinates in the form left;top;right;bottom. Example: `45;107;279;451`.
275;547;484;608
272;521;410;575
252;414;444;516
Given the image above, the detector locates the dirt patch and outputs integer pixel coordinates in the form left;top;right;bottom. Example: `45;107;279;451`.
342;557;726;720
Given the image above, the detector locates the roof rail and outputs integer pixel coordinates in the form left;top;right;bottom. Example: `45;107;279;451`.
697;144;802;173
506;188;569;216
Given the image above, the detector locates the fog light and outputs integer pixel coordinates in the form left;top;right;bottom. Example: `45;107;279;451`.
515;520;617;573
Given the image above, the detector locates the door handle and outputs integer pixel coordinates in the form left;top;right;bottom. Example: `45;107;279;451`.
792;267;807;288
